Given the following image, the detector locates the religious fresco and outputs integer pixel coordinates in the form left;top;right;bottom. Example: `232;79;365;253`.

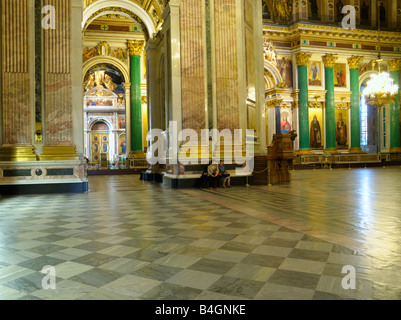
280;109;293;134
335;110;349;148
277;56;293;88
91;121;110;131
309;61;322;86
334;63;347;87
118;134;127;155
309;108;324;149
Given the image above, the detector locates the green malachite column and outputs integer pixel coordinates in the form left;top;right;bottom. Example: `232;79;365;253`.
128;40;145;153
348;56;364;154
322;54;338;153
296;52;312;154
389;59;401;153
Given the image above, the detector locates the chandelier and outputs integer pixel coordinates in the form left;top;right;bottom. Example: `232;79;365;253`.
362;1;399;109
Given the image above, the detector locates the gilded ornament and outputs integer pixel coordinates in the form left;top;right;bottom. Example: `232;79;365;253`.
296;52;312;66
322;54;338;68
347;56;364;70
388;59;401;72
128;40;145;56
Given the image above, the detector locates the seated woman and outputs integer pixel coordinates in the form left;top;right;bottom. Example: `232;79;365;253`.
218;160;231;188
208;161;220;189
198;161;211;188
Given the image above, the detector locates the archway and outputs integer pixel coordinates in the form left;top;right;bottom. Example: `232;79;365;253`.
82;1;158;170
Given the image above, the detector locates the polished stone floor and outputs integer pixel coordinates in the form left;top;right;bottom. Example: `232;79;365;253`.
0;167;400;300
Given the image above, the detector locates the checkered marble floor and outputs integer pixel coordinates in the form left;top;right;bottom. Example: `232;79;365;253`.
0;169;400;300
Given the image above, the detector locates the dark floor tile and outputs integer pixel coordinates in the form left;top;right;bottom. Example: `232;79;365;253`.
69;268;121;288
204;233;238;241
262;238;299;248
132;263;183;282
3;272;46;294
72;253;116;267
188;258;236;275
288;249;330;262
220;242;259;253
207;276;265;299
268;269;321;290
139;283;202;300
18;256;65;271
125;249;169;262
28;244;68;255
313;291;355;300
242;254;284;268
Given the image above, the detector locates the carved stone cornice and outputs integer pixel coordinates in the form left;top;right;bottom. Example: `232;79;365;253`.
263;24;401;47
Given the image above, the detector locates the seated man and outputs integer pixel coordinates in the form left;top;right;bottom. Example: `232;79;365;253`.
218;160;231;188
208;161;220;189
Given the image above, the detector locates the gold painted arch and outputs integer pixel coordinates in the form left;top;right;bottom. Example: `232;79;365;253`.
82;0;164;39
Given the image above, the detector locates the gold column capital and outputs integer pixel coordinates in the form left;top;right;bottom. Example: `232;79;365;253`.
296;52;312;66
322;54;338;68
347;56;364;69
388;59;401;72
127;40;145;56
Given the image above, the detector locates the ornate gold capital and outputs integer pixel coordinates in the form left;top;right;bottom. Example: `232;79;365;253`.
296;52;312;66
322;54;338;68
347;56;364;70
388;59;401;72
128;40;145;56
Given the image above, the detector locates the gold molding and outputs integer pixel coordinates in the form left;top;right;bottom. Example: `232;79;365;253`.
0;147;38;162
40;146;79;161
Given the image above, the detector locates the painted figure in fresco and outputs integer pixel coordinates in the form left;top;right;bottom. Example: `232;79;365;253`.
281;116;291;134
310;115;322;149
121;140;127;154
309;62;321;86
336;70;346;87
336;113;347;147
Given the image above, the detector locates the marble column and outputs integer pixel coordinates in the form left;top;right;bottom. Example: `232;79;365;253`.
0;0;36;161
127;41;145;154
41;0;78;160
348;56;364;154
389;59;401;153
322;54;338;154
180;0;206;134
296;52;312;154
214;0;239;132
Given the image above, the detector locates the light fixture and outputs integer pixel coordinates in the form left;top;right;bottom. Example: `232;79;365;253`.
362;1;399;109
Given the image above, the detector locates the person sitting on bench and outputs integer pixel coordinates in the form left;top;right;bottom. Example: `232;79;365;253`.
218;160;231;188
208;161;220;189
199;161;211;188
